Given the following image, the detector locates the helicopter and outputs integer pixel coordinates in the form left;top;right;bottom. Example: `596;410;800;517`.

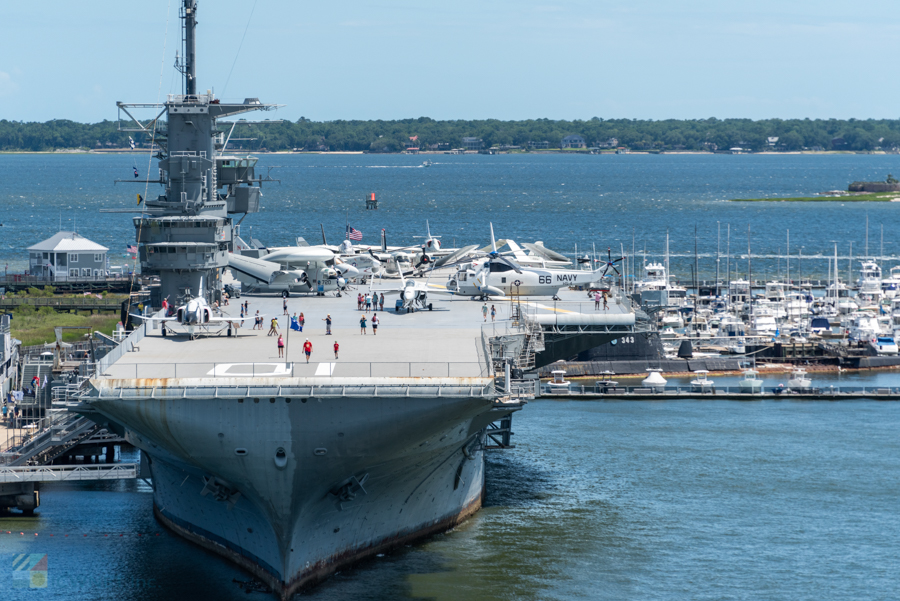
445;224;613;300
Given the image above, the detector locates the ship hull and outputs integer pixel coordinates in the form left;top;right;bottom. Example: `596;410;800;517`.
86;378;506;598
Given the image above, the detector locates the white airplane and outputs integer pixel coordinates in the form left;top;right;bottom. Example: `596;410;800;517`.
228;251;349;297
444;225;611;300
131;278;257;335
370;259;451;311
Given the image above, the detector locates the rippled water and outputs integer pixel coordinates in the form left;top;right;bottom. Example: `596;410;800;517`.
2;400;898;600
2;152;900;280
2;153;900;599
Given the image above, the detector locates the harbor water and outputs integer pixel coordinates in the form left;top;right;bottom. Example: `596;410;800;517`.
3;152;900;280
2;152;900;598
1;398;898;600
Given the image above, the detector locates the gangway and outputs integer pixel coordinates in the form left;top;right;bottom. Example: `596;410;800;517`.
0;463;137;484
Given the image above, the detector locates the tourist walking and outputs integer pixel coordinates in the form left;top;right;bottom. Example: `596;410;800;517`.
333;341;339;359
490;305;496;321
365;293;372;312
323;314;332;335
254;310;261;330
360;315;368;335
379;293;385;311
277;334;284;358
602;290;609;311
371;313;379;336
283;298;288;315
482;304;488;322
594;291;601;310
299;312;305;330
303;339;312;363
268;317;279;336
357;293;363;311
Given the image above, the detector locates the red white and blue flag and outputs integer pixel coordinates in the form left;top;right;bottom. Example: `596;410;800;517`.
346;226;363;241
126;245;138;254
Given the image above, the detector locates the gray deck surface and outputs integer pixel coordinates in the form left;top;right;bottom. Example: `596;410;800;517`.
106;268;630;379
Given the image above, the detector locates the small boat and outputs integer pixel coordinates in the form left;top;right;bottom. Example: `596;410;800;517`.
690;370;715;393
786;368;812;391
641;369;667;392
547;370;571;393
739;369;763;393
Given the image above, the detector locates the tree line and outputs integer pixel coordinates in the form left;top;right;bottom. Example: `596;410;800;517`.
2;116;900;152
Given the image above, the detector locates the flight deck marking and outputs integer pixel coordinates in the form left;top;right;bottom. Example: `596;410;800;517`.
315;363;336;376
208;363;291;377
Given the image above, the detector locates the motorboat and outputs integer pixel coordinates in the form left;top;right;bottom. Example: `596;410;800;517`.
739;369;763;393
547;370;571;393
641;369;667;392
786;368;812;391
689;370;715;393
871;336;899;355
846;311;880;344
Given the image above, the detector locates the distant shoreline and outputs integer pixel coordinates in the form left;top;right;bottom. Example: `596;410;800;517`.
0;149;893;156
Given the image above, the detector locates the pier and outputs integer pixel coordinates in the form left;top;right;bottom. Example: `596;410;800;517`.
541;383;900;401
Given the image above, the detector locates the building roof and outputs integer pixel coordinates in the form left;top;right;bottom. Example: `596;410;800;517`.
562;134;585;141
28;231;108;253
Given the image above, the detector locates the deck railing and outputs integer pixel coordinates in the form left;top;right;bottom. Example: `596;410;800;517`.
100;361;488;379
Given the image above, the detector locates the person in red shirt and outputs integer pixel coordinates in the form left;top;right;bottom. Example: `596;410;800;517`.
303;339;312;363
333;341;339;359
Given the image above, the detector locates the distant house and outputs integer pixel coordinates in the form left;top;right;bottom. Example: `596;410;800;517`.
596;137;618;148
831;137;847;150
462;137;483;150
27;231;108;280
767;137;779;147
561;134;586;149
527;141;550;149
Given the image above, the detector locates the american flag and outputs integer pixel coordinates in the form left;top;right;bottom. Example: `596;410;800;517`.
126;245;138;254
346;226;363;241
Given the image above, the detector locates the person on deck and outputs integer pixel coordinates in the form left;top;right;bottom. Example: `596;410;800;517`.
303;339;312;363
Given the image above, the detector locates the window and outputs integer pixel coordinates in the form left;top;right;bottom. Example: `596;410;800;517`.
81;268;91;277
43;252;49;260
94;254;102;262
94;269;101;277
69;254;78;263
69;268;79;277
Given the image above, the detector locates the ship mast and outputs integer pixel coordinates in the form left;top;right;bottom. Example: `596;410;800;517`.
113;0;281;306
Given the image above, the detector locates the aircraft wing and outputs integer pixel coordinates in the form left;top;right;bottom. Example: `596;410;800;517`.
228;254;284;284
434;244;479;268
129;313;178;322
206;315;260;323
522;242;570;263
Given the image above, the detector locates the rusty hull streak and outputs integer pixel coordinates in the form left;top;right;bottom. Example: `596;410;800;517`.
155;489;485;600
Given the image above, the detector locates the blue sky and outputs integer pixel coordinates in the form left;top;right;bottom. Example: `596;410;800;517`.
2;0;899;123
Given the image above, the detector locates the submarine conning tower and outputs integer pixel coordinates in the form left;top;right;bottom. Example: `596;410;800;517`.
117;0;280;306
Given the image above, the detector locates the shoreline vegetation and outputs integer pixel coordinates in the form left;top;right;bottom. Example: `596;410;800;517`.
4;117;900;153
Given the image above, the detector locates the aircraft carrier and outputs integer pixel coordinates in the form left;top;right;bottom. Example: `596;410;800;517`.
76;2;641;597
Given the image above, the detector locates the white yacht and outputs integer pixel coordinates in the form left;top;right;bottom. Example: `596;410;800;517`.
690;370;715;393
881;266;900;299
846;311;881;344
739;369;764;393
786;368;812;391
825;281;858;315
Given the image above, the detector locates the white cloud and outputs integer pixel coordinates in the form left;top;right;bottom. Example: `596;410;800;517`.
0;71;19;97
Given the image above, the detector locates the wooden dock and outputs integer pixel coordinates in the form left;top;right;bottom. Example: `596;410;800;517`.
0;297;123;314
